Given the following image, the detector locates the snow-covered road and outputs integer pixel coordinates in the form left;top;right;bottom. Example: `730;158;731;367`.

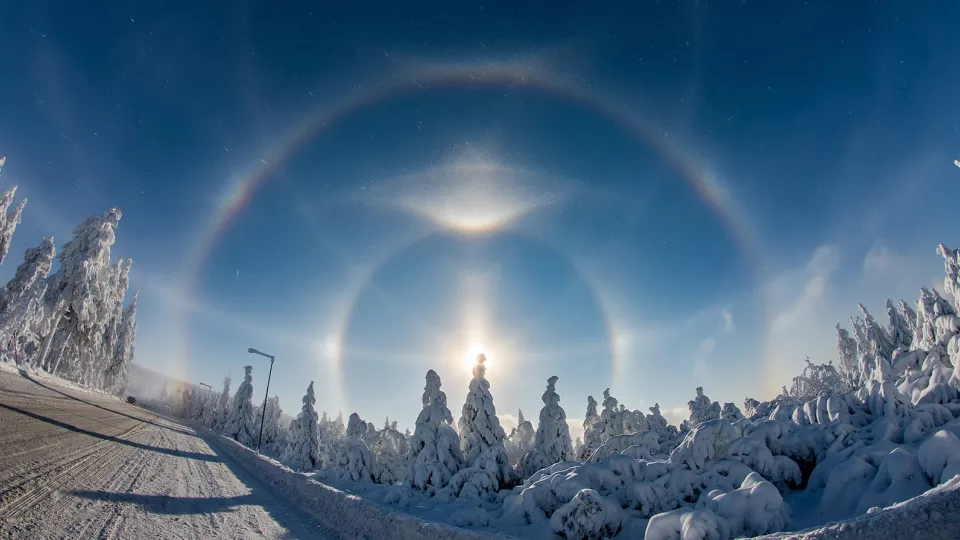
0;370;335;539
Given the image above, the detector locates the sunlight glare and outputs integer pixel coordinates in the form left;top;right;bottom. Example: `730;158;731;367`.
461;344;489;374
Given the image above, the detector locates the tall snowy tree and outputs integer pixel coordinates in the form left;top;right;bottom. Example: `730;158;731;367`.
520;376;574;477
224;366;257;447
886;298;913;352
576;395;602;460
858;303;894;361
456;354;516;490
331;413;376;483
0;182;27;266
38;208;122;383
0;237;55;352
258;395;283;454
898;299;917;336
684;386;721;429
286;381;320;471
214;376;232;431
597;388;625;442
408;369;462;491
102;290;137;394
937;243;960;313
836;323;859;387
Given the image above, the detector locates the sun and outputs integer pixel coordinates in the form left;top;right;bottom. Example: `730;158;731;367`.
461;344;489;374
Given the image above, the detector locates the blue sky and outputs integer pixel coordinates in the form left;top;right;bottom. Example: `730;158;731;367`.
1;1;959;434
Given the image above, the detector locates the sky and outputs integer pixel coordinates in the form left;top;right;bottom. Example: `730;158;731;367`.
1;1;959;436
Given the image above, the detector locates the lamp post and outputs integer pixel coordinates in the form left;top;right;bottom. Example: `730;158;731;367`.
199;382;211;390
247;347;275;453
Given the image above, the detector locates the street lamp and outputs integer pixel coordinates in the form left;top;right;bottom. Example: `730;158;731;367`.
199;382;212;390
248;347;275;453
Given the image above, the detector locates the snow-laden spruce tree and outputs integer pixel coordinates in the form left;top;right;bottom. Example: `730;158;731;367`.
408;369;462;492
858;303;895;361
937;243;960;312
0;237;55;351
898;299;918;335
372;426;409;484
102;289;137;394
683;386;721;430
576;395;602;460
224;366;257;447
287;382;320;471
330;412;375;483
506;409;536;465
259;395;283;454
38;208;122;383
836;323;859;388
520;376;574;477
886;298;913;352
214;376;232;431
597;388;625;442
0;183;27;267
450;353;517;495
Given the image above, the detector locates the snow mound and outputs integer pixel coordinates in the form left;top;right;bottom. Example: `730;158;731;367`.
550;488;622;540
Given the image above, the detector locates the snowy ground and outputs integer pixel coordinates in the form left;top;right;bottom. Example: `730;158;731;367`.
0;369;335;539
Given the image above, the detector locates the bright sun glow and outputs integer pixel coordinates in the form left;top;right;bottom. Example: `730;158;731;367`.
461;344;489;374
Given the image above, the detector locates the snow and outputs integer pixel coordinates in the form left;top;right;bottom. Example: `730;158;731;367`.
520;376;574;478
224;365;257;447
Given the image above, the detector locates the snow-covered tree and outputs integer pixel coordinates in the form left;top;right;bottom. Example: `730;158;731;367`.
102;290;137;394
720;402;744;422
596;388;625;442
286;381;320;471
514;409;535;449
858;303;894;361
0;184;27;266
408;369;462;491
898;299;917;336
0;237;55;352
224;366;257;447
684;386;720;430
836;323;859;388
214;376;231;431
38;208;122;383
372;426;409;484
576;395;602;460
886;298;913;352
520;376;574;477
788;356;844;399
937;243;960;313
448;354;518;497
330;412;375;483
259;395;283;454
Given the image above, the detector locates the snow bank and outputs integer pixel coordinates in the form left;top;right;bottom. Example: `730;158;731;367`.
198;423;513;540
754;475;960;540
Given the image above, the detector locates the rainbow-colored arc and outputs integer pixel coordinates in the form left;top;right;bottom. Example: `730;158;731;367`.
176;59;766;399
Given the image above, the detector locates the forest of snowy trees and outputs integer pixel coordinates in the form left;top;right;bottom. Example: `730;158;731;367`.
161;231;960;539
0;158;138;394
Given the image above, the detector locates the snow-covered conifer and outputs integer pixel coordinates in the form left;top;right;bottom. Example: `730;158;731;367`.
898;299;917;336
38;208;122;383
937;243;960;313
686;386;721;428
408;370;462;491
214;376;231;431
0;237;55;352
260;395;283;453
456;354;516;489
886;298;913;352
576;395;602;460
331;412;376;483
836;323;859;388
720;402;744;422
0;184;27;267
287;382;320;471
858;303;894;360
224;366;257;447
102;290;137;394
597;388;625;442
520;376;573;477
